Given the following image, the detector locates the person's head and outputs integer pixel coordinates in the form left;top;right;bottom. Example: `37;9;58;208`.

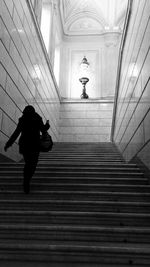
23;105;35;116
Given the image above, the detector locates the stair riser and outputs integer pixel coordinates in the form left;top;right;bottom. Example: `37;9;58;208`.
0;172;143;178
0;183;149;192
38;158;124;162
48;153;122;155
40;152;122;155
0;177;146;185
0;163;138;167
39;157;124;160
41;156;122;158
0;215;149;226
0;191;149;202
0;249;150;265
1;203;150;213
0;182;149;193
1;230;150;244
39;159;125;163
0;167;141;173
0;142;149;266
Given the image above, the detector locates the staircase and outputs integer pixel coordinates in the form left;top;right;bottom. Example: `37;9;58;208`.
0;142;150;266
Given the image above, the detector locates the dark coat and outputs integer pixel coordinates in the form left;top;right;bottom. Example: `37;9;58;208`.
6;112;50;154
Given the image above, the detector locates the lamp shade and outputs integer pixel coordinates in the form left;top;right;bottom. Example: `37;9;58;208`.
80;56;90;69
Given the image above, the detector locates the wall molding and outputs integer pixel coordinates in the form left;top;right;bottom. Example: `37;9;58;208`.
60;98;114;104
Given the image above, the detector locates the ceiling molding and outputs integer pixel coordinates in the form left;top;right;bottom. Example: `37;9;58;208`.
59;0;128;36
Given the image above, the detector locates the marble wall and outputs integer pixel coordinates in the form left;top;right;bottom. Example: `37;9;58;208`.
0;0;60;161
59;100;113;142
113;0;150;171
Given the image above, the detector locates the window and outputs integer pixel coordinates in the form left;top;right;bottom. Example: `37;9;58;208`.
40;0;52;52
54;45;60;86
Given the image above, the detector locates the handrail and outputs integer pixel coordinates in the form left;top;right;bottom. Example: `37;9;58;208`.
110;0;133;141
26;0;61;102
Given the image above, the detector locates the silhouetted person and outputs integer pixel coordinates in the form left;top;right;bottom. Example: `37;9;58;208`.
4;105;50;194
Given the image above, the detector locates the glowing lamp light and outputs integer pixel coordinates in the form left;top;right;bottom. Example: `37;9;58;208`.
104;26;110;30
79;56;90;77
80;56;90;69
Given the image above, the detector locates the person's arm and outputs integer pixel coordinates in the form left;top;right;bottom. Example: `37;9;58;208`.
40;119;50;134
4;120;22;151
44;120;50;131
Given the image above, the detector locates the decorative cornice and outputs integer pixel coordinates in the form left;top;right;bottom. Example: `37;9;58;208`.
59;0;128;37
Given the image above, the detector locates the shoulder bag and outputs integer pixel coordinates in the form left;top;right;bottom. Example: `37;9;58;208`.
40;132;53;152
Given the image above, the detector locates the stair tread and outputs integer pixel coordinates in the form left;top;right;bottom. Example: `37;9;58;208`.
0;171;141;174
1;189;150;195
0;167;140;170
0;241;150;252
1;223;150;232
0;210;149;217
0;199;150;206
0;182;148;187
0;175;145;181
0;142;149;264
0;162;137;165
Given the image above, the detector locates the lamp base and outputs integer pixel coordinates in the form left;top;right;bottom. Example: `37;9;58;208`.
81;91;89;99
79;77;89;99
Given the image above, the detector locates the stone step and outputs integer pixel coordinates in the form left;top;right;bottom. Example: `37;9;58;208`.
38;159;124;163
50;147;120;151
0;162;136;167
44;151;123;155
0;166;141;172
38;160;125;164
0;199;150;213
1;238;150;247
0;224;150;243
0;242;150;265
0;176;147;185
47;155;123;159
0;190;149;202
0;210;149;226
40;153;122;156
39;155;123;159
41;148;121;151
48;152;122;155
39;158;123;162
2;240;150;252
49;152;122;155
48;152;122;156
0;170;144;178
0;182;149;192
0;142;148;266
39;152;122;155
0;262;137;267
0;163;140;171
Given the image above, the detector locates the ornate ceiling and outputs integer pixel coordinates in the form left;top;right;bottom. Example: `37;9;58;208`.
59;0;128;36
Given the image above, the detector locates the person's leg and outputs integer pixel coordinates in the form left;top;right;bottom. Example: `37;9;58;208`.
29;151;39;178
23;152;39;193
23;153;31;194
